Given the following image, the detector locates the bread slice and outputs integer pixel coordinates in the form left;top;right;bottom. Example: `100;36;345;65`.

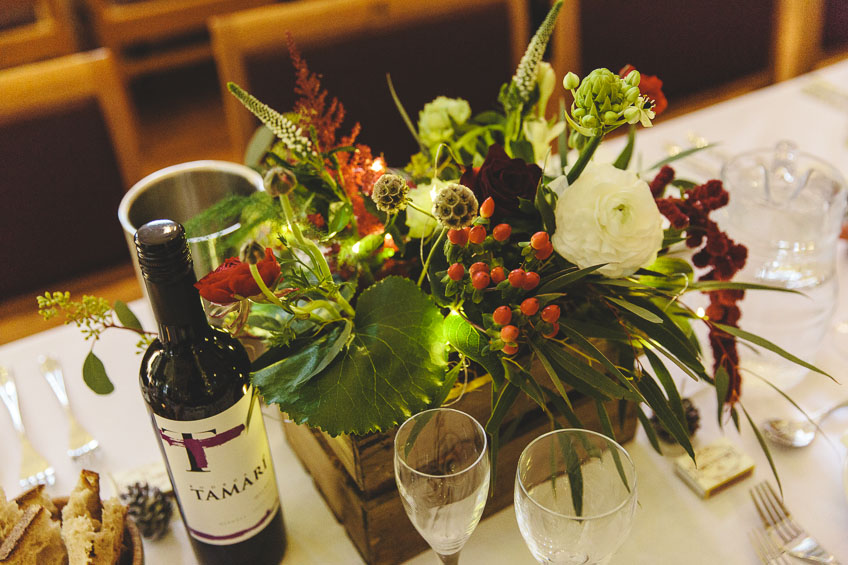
13;486;58;519
60;471;126;565
0;488;23;542
61;471;101;525
0;505;66;565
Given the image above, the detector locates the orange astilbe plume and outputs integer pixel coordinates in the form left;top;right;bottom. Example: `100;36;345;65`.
285;34;383;236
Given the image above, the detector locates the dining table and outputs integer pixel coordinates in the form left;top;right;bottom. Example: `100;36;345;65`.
4;59;848;564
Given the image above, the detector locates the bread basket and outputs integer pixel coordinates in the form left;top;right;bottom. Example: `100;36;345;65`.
53;497;144;565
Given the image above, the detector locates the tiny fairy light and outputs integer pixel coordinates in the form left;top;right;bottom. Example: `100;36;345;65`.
696;307;706;318
371;157;385;172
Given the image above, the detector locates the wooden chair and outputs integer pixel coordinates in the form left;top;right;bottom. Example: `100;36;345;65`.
210;0;529;163
0;49;141;299
82;0;275;78
0;0;78;70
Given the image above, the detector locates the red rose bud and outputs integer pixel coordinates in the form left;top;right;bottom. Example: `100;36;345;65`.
541;304;561;324
447;263;465;281
492;223;511;242
469;262;490;276
480;197;495;218
493;305;512;325
508;268;526;288
520;298;539;316
490;266;506;284
500;325;519;343
530;231;550;250
447;228;469;246
522;271;540;290
469;225;487;244
472;271;490;289
535;242;554;260
502;344;519;355
195;248;281;305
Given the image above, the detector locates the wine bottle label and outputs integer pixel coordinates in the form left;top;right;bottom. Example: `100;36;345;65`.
152;388;280;545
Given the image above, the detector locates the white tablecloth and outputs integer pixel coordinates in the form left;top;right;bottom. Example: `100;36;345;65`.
4;61;848;564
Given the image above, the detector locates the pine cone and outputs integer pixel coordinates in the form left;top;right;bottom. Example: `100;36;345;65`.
650;397;700;444
120;482;173;540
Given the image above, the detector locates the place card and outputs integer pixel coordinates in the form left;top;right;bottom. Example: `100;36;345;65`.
112;461;172;495
674;438;755;498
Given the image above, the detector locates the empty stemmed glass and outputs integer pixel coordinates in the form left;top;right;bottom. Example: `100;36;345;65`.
515;429;637;565
394;408;490;564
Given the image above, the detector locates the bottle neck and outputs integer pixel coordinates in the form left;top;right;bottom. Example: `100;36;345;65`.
145;269;211;347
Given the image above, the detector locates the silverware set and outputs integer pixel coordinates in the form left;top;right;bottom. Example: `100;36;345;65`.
0;357;99;488
749;481;839;564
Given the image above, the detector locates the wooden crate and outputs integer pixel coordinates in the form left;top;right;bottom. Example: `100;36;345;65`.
283;382;638;565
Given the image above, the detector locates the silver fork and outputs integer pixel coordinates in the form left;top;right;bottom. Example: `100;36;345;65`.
38;356;99;459
0;366;56;488
749;527;791;564
750;481;839;564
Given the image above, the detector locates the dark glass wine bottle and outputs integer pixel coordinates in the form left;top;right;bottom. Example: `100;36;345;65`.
135;219;286;565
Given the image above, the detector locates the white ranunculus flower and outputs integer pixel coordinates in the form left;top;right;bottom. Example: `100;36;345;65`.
551;163;663;278
405;180;441;238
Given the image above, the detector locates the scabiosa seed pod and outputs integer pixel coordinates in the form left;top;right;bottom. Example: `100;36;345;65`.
371;173;409;213
432;183;479;229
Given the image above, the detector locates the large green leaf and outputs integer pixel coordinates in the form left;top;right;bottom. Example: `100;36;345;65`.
257;277;448;436
444;312;504;386
83;352;113;395
113;300;143;332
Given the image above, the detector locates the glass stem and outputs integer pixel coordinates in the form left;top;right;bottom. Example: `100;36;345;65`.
437;551;460;565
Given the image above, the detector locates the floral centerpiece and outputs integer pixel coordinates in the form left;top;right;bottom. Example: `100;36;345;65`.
40;1;828;482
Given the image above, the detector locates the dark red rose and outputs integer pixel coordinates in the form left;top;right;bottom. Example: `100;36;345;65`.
460;144;542;219
619;64;667;116
194;248;281;304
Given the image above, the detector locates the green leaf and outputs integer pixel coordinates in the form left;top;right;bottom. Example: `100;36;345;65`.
258;277;448;436
646;143;719;171
557;322;638;395
594;400;632;494
536;265;603;294
739;402;781;495
714;323;834;380
510;140;535;164
83;352;114;395
636;376;694;459
714;365;730;425
643;348;686;427
613;125;636;170
113;300;143;332
535;183;557;234
444;312;504;386
607;297;663;323
327;201;353;236
637;406;663;454
689;280;803;294
558;99;569;171
538;341;635;401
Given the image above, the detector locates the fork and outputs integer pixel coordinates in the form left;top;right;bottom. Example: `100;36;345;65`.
38;356;99;459
0;366;56;488
749;527;791;564
750;481;839;564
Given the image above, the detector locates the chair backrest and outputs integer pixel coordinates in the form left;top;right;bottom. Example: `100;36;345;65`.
0;0;78;70
0;49;141;299
211;0;529;163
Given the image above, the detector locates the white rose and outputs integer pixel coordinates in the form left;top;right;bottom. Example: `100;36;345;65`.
551;163;663;278
405;181;441;238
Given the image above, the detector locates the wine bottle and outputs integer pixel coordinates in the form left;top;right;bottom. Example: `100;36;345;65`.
135;219;286;564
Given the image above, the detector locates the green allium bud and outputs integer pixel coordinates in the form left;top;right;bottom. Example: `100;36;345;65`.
623;106;640;124
371;173;409;213
562;71;580;90
432;183;478;229
624;69;641;87
565;67;654;138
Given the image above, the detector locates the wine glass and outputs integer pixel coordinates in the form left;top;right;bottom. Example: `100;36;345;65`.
394;408;490;564
515;429;637;565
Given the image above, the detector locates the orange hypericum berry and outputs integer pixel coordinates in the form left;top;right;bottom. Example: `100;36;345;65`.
502;344;519;355
490;266;506;284
500;325;519;342
447;228;469;246
508;268;526;288
492;223;512;242
522;271;540;290
469;225;487;244
469;262;489;276
541;304;561;323
492;305;512;325
480;197;495;218
530;231;550;250
520;298;539;316
447;263;465;281
543;326;558;339
535;242;554;260
471;271;490;289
